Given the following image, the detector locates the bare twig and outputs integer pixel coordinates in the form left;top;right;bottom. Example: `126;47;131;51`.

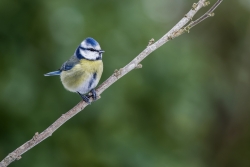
0;1;223;167
187;0;223;29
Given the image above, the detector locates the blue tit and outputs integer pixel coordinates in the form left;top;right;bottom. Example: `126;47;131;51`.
44;37;104;103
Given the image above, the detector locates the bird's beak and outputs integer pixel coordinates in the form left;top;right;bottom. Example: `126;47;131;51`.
99;50;105;53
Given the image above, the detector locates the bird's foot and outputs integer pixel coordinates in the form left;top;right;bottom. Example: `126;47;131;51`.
77;92;90;104
88;89;97;101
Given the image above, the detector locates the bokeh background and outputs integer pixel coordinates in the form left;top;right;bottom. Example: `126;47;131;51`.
0;0;250;166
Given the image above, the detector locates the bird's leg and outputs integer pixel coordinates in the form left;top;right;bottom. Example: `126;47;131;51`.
89;89;97;100
77;92;90;104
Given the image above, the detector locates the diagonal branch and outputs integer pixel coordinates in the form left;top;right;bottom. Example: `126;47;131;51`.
0;1;223;167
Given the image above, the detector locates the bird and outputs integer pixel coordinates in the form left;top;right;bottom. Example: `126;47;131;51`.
44;37;104;103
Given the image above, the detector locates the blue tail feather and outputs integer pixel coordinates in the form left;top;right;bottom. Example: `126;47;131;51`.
44;70;61;76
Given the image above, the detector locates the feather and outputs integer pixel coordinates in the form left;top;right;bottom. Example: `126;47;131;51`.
44;70;61;76
60;55;80;71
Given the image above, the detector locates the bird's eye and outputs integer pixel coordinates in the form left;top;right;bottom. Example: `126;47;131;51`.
88;48;96;52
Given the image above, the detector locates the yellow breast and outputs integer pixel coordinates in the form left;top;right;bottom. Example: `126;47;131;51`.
60;59;103;93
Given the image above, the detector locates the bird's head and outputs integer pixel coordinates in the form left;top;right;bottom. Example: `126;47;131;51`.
75;37;104;60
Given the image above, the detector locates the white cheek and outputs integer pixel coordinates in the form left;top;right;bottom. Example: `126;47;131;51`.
80;49;98;60
79;49;87;56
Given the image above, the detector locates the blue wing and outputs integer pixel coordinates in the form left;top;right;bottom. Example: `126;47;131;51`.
44;55;79;76
60;55;79;71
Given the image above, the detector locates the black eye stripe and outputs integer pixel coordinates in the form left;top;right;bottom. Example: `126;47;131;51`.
79;46;99;52
88;48;97;52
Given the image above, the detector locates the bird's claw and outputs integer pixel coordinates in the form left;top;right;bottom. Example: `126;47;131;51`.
77;89;97;104
88;89;97;100
77;92;90;104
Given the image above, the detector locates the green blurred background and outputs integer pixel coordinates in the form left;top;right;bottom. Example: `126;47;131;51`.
1;0;250;166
